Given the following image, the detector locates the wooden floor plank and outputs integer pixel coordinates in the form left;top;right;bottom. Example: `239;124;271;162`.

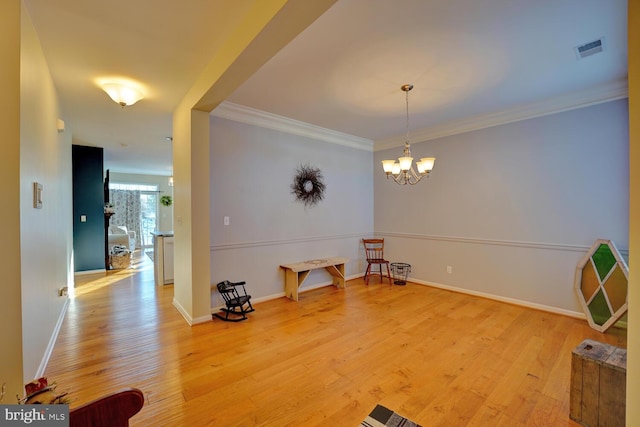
46;250;626;426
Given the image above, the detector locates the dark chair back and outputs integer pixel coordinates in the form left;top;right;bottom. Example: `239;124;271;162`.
214;280;255;322
217;280;237;304
69;388;144;427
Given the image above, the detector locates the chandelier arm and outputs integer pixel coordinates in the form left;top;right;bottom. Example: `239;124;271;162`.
391;172;404;185
389;168;422;185
409;175;423;185
408;167;422;185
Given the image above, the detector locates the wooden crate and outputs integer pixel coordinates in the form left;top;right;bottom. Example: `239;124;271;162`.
570;339;626;427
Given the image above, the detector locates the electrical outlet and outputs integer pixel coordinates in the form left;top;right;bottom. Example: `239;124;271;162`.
447;266;452;274
224;216;230;226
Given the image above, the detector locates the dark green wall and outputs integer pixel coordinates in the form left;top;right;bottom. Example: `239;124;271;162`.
72;145;104;271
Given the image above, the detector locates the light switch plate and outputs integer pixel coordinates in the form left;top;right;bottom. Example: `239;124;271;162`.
33;182;43;209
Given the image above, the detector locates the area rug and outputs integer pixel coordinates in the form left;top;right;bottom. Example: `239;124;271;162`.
360;404;421;427
145;250;154;262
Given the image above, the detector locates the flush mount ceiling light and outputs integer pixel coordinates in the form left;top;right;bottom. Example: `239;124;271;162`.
381;84;435;185
101;82;144;107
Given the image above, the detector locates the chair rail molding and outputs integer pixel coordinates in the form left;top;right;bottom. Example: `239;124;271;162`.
376;231;629;256
211;232;368;251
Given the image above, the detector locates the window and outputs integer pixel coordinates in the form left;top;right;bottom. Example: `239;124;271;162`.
109;183;159;247
109;183;158;192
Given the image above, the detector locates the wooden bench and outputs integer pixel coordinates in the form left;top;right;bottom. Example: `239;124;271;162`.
280;257;349;301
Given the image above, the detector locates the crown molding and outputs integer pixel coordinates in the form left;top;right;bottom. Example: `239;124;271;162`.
212;101;373;151
211;80;627;153
375;79;629;151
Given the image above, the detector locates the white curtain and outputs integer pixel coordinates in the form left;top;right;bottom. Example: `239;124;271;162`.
109;189;142;249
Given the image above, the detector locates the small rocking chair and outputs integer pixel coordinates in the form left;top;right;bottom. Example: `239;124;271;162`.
213;280;255;322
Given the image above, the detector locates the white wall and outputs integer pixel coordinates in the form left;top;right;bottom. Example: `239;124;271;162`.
210;117;373;305
19;5;73;380
375;99;629;314
109;172;174;233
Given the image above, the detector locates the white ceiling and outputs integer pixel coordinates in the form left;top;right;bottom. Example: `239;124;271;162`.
23;0;628;176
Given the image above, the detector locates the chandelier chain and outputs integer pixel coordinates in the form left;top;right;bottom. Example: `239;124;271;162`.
405;87;410;146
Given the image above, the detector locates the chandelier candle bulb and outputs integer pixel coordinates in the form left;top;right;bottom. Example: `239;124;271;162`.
382;160;396;173
399;156;413;171
417;157;436;174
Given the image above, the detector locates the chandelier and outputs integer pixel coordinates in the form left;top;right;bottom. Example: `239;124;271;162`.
381;84;435;185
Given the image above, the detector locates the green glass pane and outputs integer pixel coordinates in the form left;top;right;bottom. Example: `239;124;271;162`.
592;244;616;281
588;289;612;326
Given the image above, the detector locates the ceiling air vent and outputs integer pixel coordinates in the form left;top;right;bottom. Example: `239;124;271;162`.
574;38;604;60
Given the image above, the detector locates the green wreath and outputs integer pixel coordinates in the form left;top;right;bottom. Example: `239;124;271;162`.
160;195;173;207
291;164;326;208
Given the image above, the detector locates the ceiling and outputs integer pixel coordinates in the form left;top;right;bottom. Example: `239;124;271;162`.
23;0;628;176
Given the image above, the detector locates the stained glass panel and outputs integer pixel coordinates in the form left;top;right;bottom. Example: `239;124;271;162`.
574;239;628;332
580;261;600;302
587;290;611;326
603;266;628;313
591;244;616;281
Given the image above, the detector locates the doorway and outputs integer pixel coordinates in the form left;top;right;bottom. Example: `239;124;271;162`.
109;183;159;250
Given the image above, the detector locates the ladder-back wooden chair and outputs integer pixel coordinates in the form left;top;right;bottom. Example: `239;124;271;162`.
362;238;392;285
69;388;144;427
214;280;255;322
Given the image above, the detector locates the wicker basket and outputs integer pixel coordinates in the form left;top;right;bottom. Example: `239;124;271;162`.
110;253;130;269
110;246;131;269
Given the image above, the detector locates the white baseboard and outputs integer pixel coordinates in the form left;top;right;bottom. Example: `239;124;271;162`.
411;278;585;319
36;297;70;378
74;269;106;276
209;273;365;314
172;298;194;325
191;314;213;325
206;272;585;324
173;298;213;325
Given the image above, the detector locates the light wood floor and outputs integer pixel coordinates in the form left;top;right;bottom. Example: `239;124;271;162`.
47;251;627;426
